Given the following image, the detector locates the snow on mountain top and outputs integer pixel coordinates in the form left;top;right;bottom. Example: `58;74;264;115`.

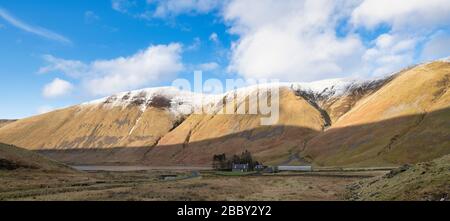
50;58;450;118
81;86;216;116
80;78;359;117
282;78;353;95
79;71;416;120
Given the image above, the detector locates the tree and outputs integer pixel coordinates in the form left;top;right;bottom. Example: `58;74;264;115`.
212;150;261;171
240;150;253;164
212;153;228;170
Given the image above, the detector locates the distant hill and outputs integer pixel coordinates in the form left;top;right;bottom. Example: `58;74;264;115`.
0;143;73;172
347;154;450;201
0;60;448;167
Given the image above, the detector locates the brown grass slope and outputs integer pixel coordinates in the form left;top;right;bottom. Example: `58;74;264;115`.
0;105;178;150
0;120;16;129
41;88;326;165
0;87;326;166
145;88;325;165
320;74;397;124
303;61;450;166
347;154;450;201
0;142;73;172
0;61;448;167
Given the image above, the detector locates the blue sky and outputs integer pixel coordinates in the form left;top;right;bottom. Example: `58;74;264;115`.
0;0;449;119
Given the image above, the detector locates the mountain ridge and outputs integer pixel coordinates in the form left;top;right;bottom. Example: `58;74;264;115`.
0;60;449;167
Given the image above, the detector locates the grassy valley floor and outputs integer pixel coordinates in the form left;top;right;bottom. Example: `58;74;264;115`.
0;169;385;201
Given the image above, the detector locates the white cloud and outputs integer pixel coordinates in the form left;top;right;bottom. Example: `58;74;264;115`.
112;0;135;13
186;37;201;51
420;32;450;61
221;0;450;80
198;62;219;71
104;0;449;82
36;105;54;115
362;33;418;76
351;0;450;31
0;7;71;44
32;0;449;95
85;11;100;24
351;0;450;76
43;78;74;98
84;44;183;95
149;0;222;18
40;43;184;96
38;55;88;78
209;32;219;43
223;0;365;81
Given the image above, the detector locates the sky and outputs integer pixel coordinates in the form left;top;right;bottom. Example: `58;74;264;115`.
0;0;449;119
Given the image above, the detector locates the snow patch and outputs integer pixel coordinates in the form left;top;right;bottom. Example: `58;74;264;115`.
79;77;394;118
128;115;142;136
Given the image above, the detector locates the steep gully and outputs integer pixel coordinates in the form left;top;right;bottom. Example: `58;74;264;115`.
286;75;399;165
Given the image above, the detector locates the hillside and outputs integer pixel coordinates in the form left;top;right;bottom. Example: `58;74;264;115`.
37;87;327;165
146;87;325;165
0;60;448;167
0;120;16;129
302;61;450;166
347;154;450;201
0;143;73;172
0;88;191;150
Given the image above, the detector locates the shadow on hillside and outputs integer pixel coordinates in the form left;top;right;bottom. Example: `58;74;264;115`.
36;107;450;167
